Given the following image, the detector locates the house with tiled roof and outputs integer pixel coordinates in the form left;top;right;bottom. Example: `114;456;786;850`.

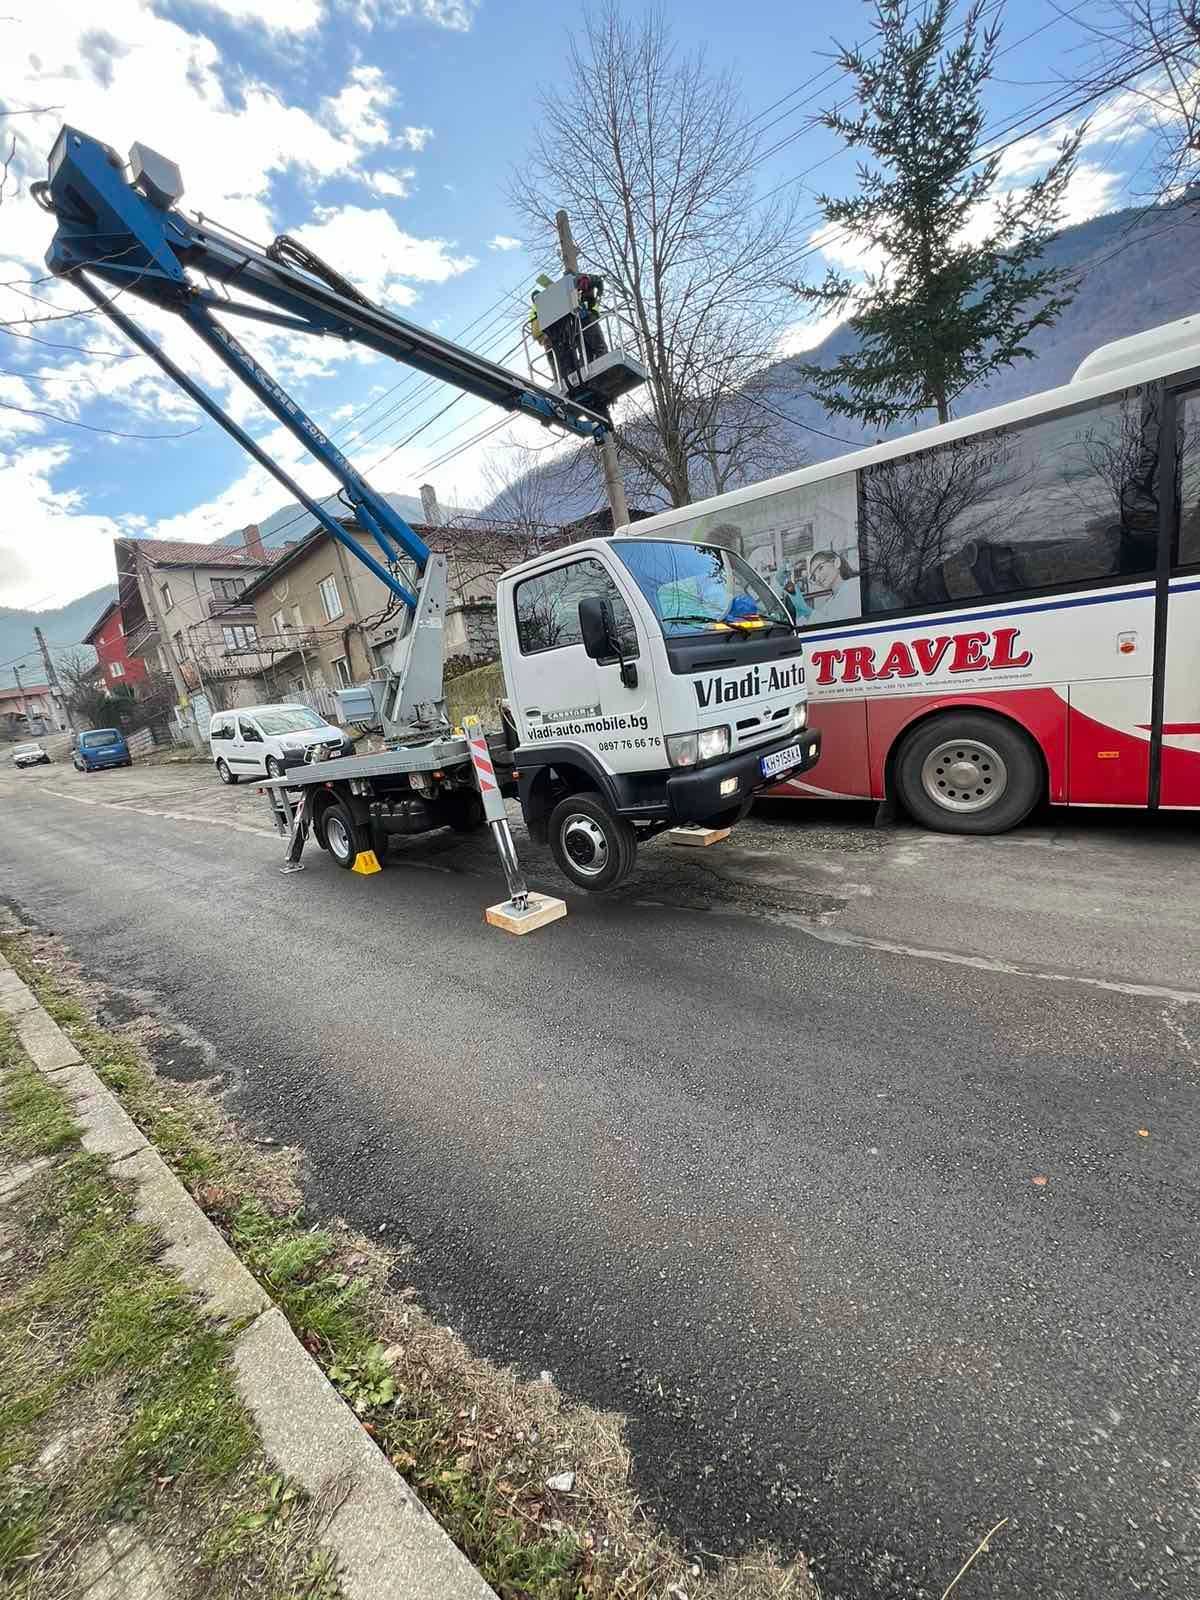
114;527;276;717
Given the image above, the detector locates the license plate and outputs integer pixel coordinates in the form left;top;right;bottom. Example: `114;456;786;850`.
760;742;804;779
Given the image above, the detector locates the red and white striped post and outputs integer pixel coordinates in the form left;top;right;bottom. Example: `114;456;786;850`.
463;715;528;911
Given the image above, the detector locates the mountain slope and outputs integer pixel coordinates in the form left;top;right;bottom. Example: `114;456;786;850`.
0;585;114;690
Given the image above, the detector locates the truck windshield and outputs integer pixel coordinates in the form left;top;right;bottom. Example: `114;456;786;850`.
611;539;791;638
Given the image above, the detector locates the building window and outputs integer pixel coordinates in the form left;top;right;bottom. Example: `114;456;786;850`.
161;582;173;611
318;574;343;621
291;605;304;636
109;661;125;679
271;608;285;640
330;655;353;689
222;624;258;650
173;630;185;665
212;577;246;602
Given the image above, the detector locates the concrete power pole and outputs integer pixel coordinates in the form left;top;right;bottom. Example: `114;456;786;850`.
34;625;73;734
139;550;204;751
555;209;630;531
12;663;27;722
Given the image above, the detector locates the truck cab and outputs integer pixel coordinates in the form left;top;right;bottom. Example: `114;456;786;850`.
497;536;821;888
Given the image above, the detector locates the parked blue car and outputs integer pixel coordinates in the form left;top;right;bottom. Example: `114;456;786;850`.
73;728;132;772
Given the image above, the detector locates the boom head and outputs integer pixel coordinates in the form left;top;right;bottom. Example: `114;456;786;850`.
43;127;189;298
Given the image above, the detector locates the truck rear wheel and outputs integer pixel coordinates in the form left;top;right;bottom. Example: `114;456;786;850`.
322;800;359;868
548;793;636;892
894;711;1041;834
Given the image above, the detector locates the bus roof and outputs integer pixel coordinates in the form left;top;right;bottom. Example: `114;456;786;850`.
623;316;1200;540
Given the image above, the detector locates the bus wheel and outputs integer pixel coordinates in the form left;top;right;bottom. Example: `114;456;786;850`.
894;712;1041;835
548;792;637;891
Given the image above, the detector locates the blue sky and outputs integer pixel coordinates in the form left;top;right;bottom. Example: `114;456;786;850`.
0;0;1172;609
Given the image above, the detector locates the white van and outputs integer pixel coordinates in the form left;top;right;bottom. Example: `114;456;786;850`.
209;704;347;784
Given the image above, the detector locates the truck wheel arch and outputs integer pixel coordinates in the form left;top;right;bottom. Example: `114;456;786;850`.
517;752;617;844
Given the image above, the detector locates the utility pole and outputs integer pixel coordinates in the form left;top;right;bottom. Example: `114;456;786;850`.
12;663;27;723
555;208;630;531
139;550;204;750
34;625;73;734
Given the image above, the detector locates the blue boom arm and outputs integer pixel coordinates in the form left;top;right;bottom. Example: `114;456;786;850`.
38;127;617;608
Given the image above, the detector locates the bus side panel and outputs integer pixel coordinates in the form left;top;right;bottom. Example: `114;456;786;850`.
777;698;872;799
1159;577;1200;807
862;686;1070;802
1065;681;1152;805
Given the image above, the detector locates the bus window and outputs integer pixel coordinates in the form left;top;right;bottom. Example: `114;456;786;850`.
859;389;1161;614
1176;392;1200;567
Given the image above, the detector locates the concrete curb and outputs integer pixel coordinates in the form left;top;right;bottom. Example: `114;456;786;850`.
0;950;498;1600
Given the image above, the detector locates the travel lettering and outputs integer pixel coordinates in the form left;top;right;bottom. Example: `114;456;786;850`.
810;627;1033;687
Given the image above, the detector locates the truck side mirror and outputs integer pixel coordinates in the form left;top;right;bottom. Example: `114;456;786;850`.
579;595;614;661
578;595;638;689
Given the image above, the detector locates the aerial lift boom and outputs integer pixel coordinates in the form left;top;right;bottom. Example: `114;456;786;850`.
36;127;646;739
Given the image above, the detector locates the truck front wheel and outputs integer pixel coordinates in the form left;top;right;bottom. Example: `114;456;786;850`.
548;793;636;892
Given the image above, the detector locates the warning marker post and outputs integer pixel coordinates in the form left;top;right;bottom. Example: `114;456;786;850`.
463;715;567;935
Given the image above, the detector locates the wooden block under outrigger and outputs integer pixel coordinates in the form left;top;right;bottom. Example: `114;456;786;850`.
485;892;568;935
666;825;732;847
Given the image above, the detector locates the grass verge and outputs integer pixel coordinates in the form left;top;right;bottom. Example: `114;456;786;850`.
0;1013;341;1599
1;929;817;1600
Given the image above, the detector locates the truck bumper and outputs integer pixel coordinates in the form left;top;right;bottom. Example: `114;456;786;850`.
664;729;822;824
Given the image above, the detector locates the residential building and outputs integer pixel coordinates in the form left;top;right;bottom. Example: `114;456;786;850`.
83;600;149;694
114;527;275;720
0;683;55;739
236;519;522;712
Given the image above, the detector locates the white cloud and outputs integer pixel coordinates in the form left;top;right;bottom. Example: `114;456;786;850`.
401;125;433;152
290;205;476;304
356;0;478;31
0;444;134;607
366;168;417;198
322;64;393;146
183;0;324;33
488;234;522;252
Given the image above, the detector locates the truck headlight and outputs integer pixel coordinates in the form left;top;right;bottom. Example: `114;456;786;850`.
697;725;730;762
793;701;808;732
666;726;730;768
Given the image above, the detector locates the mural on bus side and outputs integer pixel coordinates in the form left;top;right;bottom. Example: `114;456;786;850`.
686;471;861;628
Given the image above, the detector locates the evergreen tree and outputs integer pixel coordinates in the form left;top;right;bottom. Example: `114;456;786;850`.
793;0;1082;426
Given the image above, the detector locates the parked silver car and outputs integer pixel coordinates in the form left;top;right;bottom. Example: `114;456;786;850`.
11;742;51;768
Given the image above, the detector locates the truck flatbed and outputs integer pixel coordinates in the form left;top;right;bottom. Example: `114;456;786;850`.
260;731;510;788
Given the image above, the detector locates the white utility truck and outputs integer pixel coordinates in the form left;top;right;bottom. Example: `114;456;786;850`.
39;127;820;905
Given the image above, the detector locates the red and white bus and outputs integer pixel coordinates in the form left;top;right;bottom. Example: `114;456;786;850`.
628;316;1200;832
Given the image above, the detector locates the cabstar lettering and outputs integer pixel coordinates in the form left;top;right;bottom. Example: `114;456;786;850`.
694;659;805;708
810;627;1033;687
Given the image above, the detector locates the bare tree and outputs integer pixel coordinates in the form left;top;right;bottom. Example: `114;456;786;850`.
1074;2;1200;210
509;4;804;511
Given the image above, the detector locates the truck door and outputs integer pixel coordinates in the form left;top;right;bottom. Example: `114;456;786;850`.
510;554;661;776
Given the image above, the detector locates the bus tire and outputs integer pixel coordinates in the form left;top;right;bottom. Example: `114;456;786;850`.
894;712;1041;835
548;792;637;891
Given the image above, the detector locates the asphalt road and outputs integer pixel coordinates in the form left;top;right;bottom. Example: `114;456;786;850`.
2;752;1197;1599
